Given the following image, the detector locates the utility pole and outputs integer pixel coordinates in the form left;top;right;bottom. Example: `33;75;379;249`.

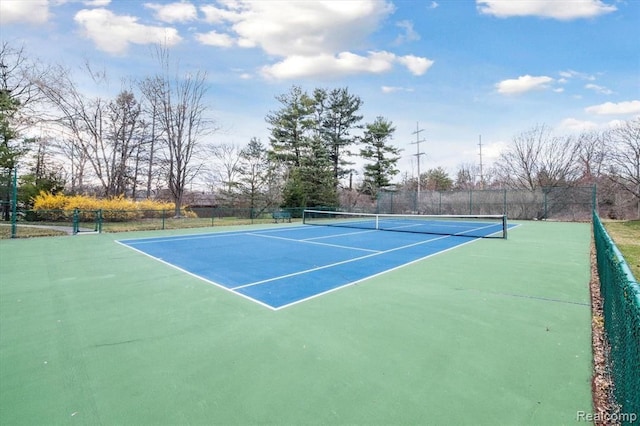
478;135;484;189
411;122;426;207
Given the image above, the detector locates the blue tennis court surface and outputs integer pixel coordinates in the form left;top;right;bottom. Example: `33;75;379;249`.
118;223;503;310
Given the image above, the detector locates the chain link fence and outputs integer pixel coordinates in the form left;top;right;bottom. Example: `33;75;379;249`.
593;212;640;424
375;187;598;221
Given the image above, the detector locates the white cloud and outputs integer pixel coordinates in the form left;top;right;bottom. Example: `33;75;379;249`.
585;100;640;115
559;69;596;81
226;1;394;57
395;20;420;44
196;30;234;47
558;118;599;132
145;2;197;23
477;0;616;20
397;55;434;76
74;8;182;55
200;4;242;25
197;0;432;80
381;86;414;94
83;0;111;6
261;51;396;80
585;83;613;95
495;75;554;95
0;0;49;24
482;141;507;161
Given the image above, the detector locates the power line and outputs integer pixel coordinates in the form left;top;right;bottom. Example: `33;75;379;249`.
478;134;484;189
411;122;426;200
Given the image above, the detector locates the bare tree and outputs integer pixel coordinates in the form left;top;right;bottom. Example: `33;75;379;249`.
105;90;144;196
36;66;114;196
138;75;165;199
607;118;640;216
208;143;243;206
454;162;478;190
145;48;214;216
0;42;49;131
1;42;53;218
237;137;273;213
494;124;580;190
576;130;608;183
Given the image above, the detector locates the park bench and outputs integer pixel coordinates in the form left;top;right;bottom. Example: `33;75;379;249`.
272;210;291;223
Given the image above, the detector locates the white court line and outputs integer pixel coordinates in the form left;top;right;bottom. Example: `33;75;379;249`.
231;234;447;290
121;232;245;244
302;229;379;241
247;232;381;253
271;234;485;310
114;240;277;310
118;223;350;245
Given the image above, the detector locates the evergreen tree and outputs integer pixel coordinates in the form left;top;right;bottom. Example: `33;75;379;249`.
424;167;453;191
317;87;363;186
360;117;401;197
267;86;338;208
266;86;316;168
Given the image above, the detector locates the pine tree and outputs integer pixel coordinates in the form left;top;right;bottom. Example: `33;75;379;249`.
360;117;401;197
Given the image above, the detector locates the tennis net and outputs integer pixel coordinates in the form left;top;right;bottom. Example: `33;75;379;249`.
302;210;508;239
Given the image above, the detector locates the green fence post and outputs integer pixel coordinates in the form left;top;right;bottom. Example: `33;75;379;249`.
72;208;79;235
162;209;166;230
97;209;103;233
469;190;473;215
10;168;17;239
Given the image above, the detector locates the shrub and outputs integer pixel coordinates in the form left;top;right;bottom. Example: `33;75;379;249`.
32;192;179;222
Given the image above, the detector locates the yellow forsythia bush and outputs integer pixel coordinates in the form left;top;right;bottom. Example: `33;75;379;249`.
32;192;179;221
32;192;69;210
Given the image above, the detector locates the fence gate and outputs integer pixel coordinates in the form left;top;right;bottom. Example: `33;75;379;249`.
72;208;103;235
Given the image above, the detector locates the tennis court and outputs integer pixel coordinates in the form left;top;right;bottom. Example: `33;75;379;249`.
0;217;593;425
118;212;509;309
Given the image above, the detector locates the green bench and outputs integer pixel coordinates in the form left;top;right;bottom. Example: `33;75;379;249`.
272;210;291;223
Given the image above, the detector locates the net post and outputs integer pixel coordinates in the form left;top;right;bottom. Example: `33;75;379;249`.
97;209;103;233
375;214;379;230
502;214;508;240
72;208;79;235
302;209;307;225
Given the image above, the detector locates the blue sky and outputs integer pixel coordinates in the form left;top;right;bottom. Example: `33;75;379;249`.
1;0;639;182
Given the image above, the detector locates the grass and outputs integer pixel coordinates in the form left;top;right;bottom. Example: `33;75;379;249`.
0;224;67;239
603;219;640;279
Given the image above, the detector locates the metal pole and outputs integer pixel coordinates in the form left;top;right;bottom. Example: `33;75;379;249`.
411;122;425;212
72;208;79;235
10;168;17;238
